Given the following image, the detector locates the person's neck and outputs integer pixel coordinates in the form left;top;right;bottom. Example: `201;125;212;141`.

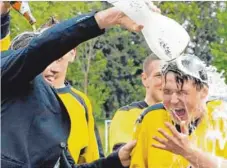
144;95;158;106
53;76;66;89
54;82;66;89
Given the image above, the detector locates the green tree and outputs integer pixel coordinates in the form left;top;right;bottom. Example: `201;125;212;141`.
210;2;227;82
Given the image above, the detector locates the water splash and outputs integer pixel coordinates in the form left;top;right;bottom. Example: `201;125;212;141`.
206;101;227;151
206;65;227;101
204;65;227;153
173;63;227;157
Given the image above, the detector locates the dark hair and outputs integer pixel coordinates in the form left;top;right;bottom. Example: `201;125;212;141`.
162;56;208;90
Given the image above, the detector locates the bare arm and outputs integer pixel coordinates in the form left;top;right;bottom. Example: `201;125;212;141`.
152;122;227;168
184;147;227;168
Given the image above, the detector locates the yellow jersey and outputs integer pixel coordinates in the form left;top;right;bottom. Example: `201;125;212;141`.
109;101;148;152
1;12;11;51
56;84;102;163
130;100;227;168
0;33;10;51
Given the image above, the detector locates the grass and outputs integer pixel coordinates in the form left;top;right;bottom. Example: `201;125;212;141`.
96;119;113;155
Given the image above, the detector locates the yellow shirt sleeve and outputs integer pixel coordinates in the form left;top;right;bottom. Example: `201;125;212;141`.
109;108;144;152
0;33;11;51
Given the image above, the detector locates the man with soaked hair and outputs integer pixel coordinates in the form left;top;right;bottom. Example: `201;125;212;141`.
130;55;227;168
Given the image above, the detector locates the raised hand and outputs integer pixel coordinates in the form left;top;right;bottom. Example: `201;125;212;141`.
152;122;192;156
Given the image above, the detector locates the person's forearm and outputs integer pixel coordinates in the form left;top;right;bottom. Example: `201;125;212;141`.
1;12;104;87
74;151;126;168
61;147;125;168
94;7;120;29
184;147;227;168
23;12;104;77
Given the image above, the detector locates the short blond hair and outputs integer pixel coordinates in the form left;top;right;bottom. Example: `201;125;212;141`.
142;54;159;74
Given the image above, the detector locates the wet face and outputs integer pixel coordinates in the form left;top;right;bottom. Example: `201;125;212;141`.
142;60;164;103
163;72;208;124
42;49;76;86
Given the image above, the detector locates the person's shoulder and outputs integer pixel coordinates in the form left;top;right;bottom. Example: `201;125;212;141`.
70;87;89;100
69;86;92;113
118;101;148;111
136;103;167;124
207;99;224;108
132;103;167;140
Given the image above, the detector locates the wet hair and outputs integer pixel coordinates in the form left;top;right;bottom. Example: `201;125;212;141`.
162;58;208;91
143;53;159;74
10;17;59;50
10;32;39;50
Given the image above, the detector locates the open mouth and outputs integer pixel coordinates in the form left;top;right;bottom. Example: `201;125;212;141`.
171;108;187;121
45;76;55;83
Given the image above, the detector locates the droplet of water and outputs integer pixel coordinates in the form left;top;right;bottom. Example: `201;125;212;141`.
204;65;227;151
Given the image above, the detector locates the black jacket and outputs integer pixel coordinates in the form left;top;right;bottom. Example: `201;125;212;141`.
1;12;124;168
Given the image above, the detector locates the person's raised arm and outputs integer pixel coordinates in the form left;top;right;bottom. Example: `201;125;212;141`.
1;7;143;91
1;12;104;90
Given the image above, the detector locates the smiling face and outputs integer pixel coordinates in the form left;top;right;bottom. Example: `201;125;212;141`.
142;60;164;104
42;49;76;86
162;72;208;124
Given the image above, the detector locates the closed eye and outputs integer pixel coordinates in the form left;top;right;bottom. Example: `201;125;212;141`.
163;89;172;95
154;72;162;78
